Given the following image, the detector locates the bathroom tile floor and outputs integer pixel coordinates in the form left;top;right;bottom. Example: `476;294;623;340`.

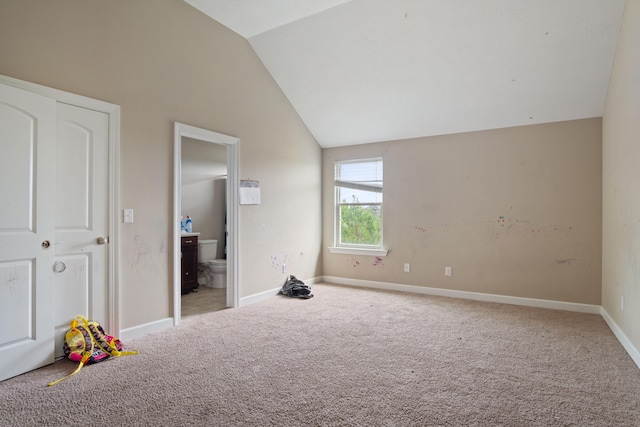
181;285;227;318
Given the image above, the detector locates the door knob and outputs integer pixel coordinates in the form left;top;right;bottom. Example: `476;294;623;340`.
96;236;109;245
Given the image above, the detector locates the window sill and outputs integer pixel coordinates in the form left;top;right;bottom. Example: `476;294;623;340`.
328;247;388;257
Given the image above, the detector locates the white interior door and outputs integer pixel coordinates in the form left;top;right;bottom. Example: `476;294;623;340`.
53;103;109;358
0;83;57;382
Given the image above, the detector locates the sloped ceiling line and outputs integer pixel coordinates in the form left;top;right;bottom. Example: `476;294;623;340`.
185;0;625;148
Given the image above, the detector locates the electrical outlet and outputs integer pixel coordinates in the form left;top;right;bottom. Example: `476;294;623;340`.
282;263;287;274
445;266;452;277
404;263;410;273
621;295;625;311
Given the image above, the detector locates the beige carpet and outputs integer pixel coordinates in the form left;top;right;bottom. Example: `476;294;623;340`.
1;283;639;426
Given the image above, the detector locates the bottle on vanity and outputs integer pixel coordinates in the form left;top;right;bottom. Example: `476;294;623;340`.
185;216;192;233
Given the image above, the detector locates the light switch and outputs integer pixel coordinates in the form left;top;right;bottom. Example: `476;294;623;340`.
124;209;134;223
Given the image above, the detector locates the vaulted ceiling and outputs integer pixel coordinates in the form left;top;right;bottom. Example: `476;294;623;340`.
185;0;626;148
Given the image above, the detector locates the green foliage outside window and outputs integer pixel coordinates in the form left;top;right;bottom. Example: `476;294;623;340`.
340;196;381;245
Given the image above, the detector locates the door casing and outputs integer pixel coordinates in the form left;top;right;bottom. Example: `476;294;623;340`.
173;122;240;324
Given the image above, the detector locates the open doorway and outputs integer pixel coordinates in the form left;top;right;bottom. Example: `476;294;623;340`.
181;137;226;318
173;123;239;326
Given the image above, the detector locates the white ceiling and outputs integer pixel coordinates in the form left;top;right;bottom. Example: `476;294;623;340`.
186;0;626;148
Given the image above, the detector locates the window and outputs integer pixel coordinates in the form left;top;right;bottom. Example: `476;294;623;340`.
333;158;385;255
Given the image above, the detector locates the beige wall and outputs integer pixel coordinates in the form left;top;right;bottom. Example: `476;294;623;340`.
323;119;602;304
0;0;322;328
603;0;640;351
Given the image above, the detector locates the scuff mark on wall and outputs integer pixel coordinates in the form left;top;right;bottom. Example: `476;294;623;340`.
270;254;289;270
556;243;593;273
130;235;155;273
407;225;430;248
154;220;167;253
373;257;384;268
347;257;360;268
492;215;572;238
270;255;279;269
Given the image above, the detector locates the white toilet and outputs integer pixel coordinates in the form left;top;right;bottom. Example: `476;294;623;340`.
197;239;227;288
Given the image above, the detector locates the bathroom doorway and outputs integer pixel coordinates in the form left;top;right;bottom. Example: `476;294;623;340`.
181;137;226;318
173;123;239;325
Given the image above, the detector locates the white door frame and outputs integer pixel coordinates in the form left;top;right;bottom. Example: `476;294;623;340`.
173;122;239;325
0;74;121;337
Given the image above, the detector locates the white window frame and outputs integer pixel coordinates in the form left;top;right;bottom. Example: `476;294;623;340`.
330;158;388;257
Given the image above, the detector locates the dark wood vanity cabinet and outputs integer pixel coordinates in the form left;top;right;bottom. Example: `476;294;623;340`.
181;235;199;294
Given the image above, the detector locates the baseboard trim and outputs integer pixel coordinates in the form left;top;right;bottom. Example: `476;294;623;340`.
240;287;282;307
321;276;601;314
119;317;173;341
304;276;321;286
239;276;320;307
600;307;640;369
